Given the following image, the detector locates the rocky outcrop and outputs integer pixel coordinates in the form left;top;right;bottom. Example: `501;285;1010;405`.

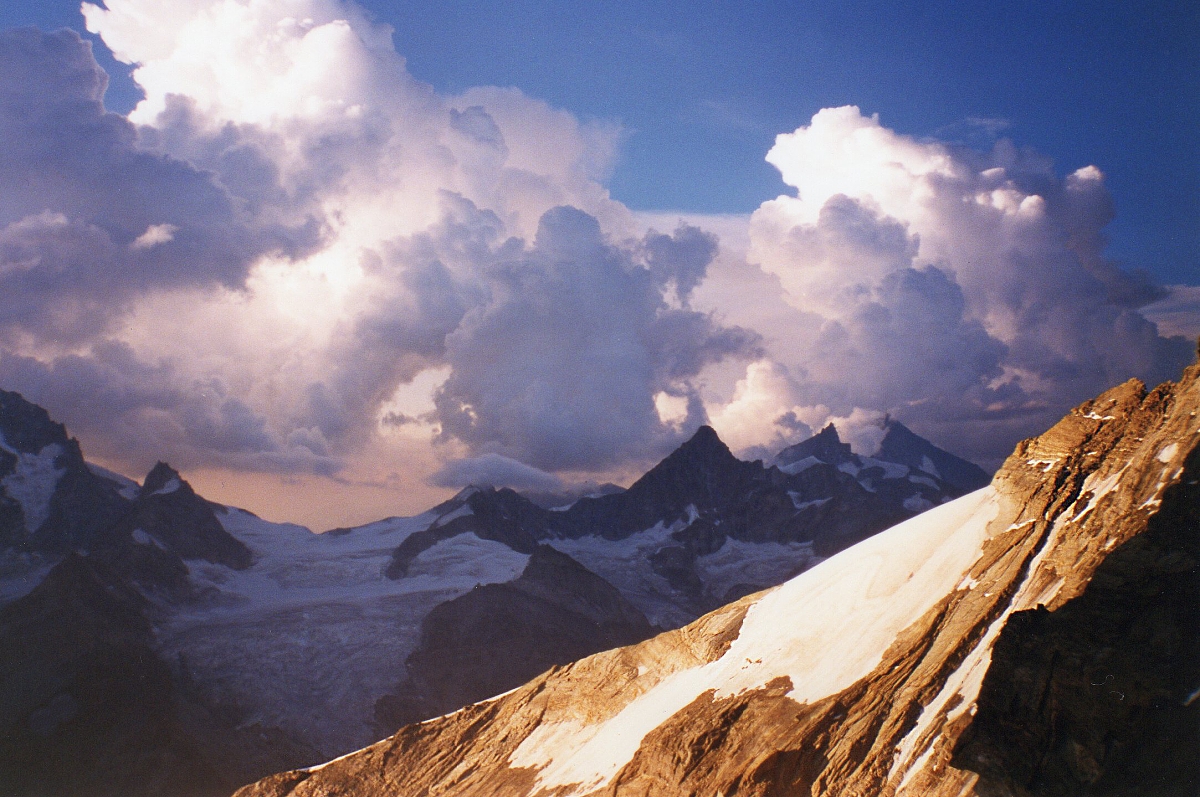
376;546;654;728
233;362;1200;797
0;389;129;552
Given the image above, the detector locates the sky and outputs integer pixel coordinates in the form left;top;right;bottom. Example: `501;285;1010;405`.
0;0;1196;528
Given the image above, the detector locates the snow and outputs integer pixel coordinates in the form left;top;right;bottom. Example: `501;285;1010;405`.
1157;443;1179;463
149;476;181;495
0;435;65;534
788;493;829;512
777;455;822;475
903;494;934;513
131;528;166;550
432;502;473;525
86;462;141;498
860;457;910;479
908;473;939;488
919;455;941;479
1070;466;1126;524
512;487;1001;794
549;521;690;628
838;462;860;476
156;508;528;755
694;539;819;604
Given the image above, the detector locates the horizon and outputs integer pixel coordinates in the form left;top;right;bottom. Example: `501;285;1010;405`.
0;0;1196;529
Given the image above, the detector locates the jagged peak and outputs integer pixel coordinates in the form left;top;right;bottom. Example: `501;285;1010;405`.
672;425;733;460
140;461;186;497
0;388;70;454
776;422;854;467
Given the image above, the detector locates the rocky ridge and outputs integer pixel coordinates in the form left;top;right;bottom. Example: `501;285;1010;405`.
234;362;1200;797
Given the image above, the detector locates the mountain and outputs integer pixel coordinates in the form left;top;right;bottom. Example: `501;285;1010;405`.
233;361;1200;796
0;387;992;794
385;421;981;631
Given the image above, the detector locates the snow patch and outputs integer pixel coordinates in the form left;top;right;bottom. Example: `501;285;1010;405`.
860;457;910;479
1157;443;1179;463
150;476;181;495
433;503;473;525
0;436;65;533
549;521;689;628
131;528;166;550
837;462;860;476
908;473;939;488
903;494;934;513
777;455;822;475
919;455;941;479
788;493;829;512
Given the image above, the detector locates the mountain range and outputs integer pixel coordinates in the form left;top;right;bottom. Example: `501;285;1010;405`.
0;387;986;795
235;355;1200;796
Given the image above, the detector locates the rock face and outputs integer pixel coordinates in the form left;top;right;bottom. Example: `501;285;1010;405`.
0;389;129;553
233;363;1200;797
376;546;654;727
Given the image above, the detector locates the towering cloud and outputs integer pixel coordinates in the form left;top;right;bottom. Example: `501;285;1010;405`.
705;107;1191;466
0;0;756;515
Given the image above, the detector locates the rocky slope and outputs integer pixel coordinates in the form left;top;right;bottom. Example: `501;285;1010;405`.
233;362;1200;797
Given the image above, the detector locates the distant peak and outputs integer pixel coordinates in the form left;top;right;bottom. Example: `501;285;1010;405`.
685;425;722;447
673;425;734;461
815;423;842;441
141;461;184;496
776;423;854;467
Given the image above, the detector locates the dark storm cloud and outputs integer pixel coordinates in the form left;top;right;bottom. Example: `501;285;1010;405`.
429;205;759;471
0;27;317;342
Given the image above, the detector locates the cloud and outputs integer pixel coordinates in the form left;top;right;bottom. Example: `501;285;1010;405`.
422;204;758;471
429;453;563;492
1142;285;1200;340
723;106;1192;465
0;2;757;495
0;4;1192;527
0;27;317;343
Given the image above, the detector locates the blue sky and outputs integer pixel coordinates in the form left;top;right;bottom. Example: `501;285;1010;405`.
5;0;1197;284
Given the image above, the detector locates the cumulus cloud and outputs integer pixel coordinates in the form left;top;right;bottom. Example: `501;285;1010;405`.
0;3;1191;526
715;106;1192;465
0;0;757;506
0;27;316;343
429;453;563;492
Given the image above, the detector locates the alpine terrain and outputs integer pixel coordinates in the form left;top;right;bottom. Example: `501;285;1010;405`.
234;358;1200;796
0;389;983;795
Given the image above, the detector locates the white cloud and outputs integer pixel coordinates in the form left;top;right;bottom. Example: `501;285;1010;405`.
726;105;1191;465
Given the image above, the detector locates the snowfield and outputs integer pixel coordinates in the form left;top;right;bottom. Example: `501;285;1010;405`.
159;507;529;755
509;486;1001;794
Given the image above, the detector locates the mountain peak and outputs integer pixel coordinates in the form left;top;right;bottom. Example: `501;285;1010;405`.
141;461;183;496
776;422;854;467
875;419;991;493
679;424;725;453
